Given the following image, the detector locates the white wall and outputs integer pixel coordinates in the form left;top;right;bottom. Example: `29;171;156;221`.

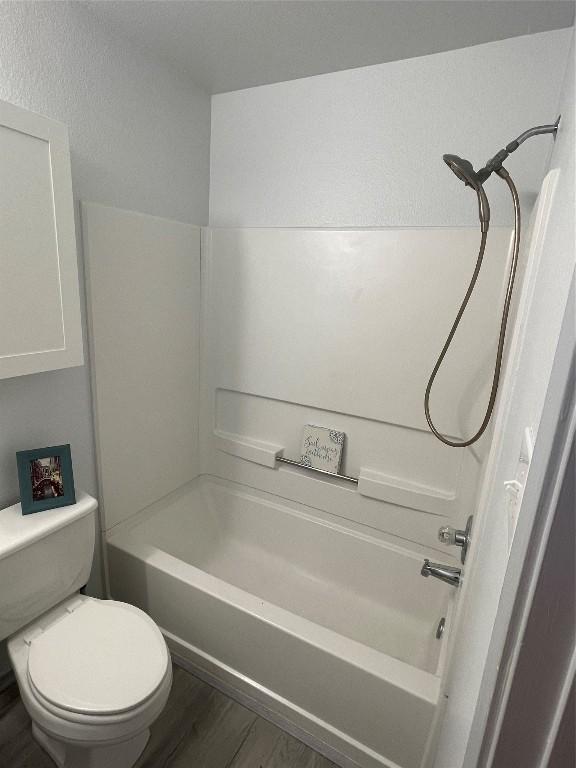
0;3;210;590
210;29;572;227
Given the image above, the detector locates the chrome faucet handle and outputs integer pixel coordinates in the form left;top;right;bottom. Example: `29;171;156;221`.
437;515;473;564
438;526;458;545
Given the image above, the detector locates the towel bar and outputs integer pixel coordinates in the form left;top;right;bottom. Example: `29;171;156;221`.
275;455;359;485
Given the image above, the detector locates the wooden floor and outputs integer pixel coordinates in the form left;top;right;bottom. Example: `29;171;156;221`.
0;665;339;768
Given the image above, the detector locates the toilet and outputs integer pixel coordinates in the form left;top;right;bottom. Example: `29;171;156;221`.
0;492;171;768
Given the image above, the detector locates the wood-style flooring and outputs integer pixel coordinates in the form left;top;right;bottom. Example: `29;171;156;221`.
0;665;339;768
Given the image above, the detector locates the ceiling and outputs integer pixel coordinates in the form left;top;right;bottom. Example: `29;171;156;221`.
86;1;575;94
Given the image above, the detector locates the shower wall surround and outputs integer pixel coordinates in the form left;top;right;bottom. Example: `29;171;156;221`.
83;203;201;531
84;213;513;554
200;226;513;552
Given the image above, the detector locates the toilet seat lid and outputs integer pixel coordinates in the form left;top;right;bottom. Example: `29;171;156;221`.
27;599;169;716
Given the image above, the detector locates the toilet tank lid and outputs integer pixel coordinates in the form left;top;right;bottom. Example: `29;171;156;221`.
0;492;97;562
27;599;169;715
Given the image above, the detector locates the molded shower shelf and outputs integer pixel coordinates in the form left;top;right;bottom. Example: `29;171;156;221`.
213;429;457;515
357;469;456;515
214;429;282;468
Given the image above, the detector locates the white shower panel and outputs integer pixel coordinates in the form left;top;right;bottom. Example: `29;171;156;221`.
83;203;201;531
201;227;511;550
204;228;512;437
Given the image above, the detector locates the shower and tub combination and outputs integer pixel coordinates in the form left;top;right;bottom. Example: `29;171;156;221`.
85;120;559;768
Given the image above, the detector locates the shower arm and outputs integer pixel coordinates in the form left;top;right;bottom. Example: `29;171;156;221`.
424;169;521;448
476;117;560;184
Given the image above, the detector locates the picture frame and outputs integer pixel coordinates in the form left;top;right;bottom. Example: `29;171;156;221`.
16;444;76;515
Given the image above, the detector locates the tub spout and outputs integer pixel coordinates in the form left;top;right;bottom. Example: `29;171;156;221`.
421;559;462;587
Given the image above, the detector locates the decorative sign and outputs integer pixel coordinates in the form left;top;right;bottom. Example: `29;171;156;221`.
300;425;345;474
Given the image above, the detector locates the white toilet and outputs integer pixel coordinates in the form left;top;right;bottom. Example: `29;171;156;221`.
0;492;172;768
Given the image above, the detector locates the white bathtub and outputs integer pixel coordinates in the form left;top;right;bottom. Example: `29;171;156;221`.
107;477;452;768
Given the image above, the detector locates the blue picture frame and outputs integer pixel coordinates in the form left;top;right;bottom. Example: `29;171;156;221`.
16;444;76;515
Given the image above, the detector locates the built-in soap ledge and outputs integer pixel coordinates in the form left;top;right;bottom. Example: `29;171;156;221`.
214;429;457;515
214;429;283;468
357;469;456;515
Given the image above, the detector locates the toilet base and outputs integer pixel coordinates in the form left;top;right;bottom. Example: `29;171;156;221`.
32;722;150;768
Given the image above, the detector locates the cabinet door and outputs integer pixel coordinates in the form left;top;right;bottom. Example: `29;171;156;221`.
0;99;83;379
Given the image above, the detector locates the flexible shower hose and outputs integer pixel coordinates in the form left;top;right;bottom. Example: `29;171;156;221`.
424;169;521;447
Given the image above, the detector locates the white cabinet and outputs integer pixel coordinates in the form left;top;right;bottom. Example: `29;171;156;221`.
0;99;83;379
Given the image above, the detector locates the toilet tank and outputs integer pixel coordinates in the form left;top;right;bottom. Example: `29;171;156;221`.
0;492;97;642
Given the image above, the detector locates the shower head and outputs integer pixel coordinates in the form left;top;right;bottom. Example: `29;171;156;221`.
443;118;560;193
443;154;481;189
443;154;490;231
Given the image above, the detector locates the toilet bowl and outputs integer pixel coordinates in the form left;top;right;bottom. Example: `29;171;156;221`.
8;594;172;768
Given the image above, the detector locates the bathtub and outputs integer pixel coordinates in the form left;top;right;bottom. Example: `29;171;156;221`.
106;476;452;768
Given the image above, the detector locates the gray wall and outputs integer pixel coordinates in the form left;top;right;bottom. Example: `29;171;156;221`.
210;29;572;227
0;2;211;602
